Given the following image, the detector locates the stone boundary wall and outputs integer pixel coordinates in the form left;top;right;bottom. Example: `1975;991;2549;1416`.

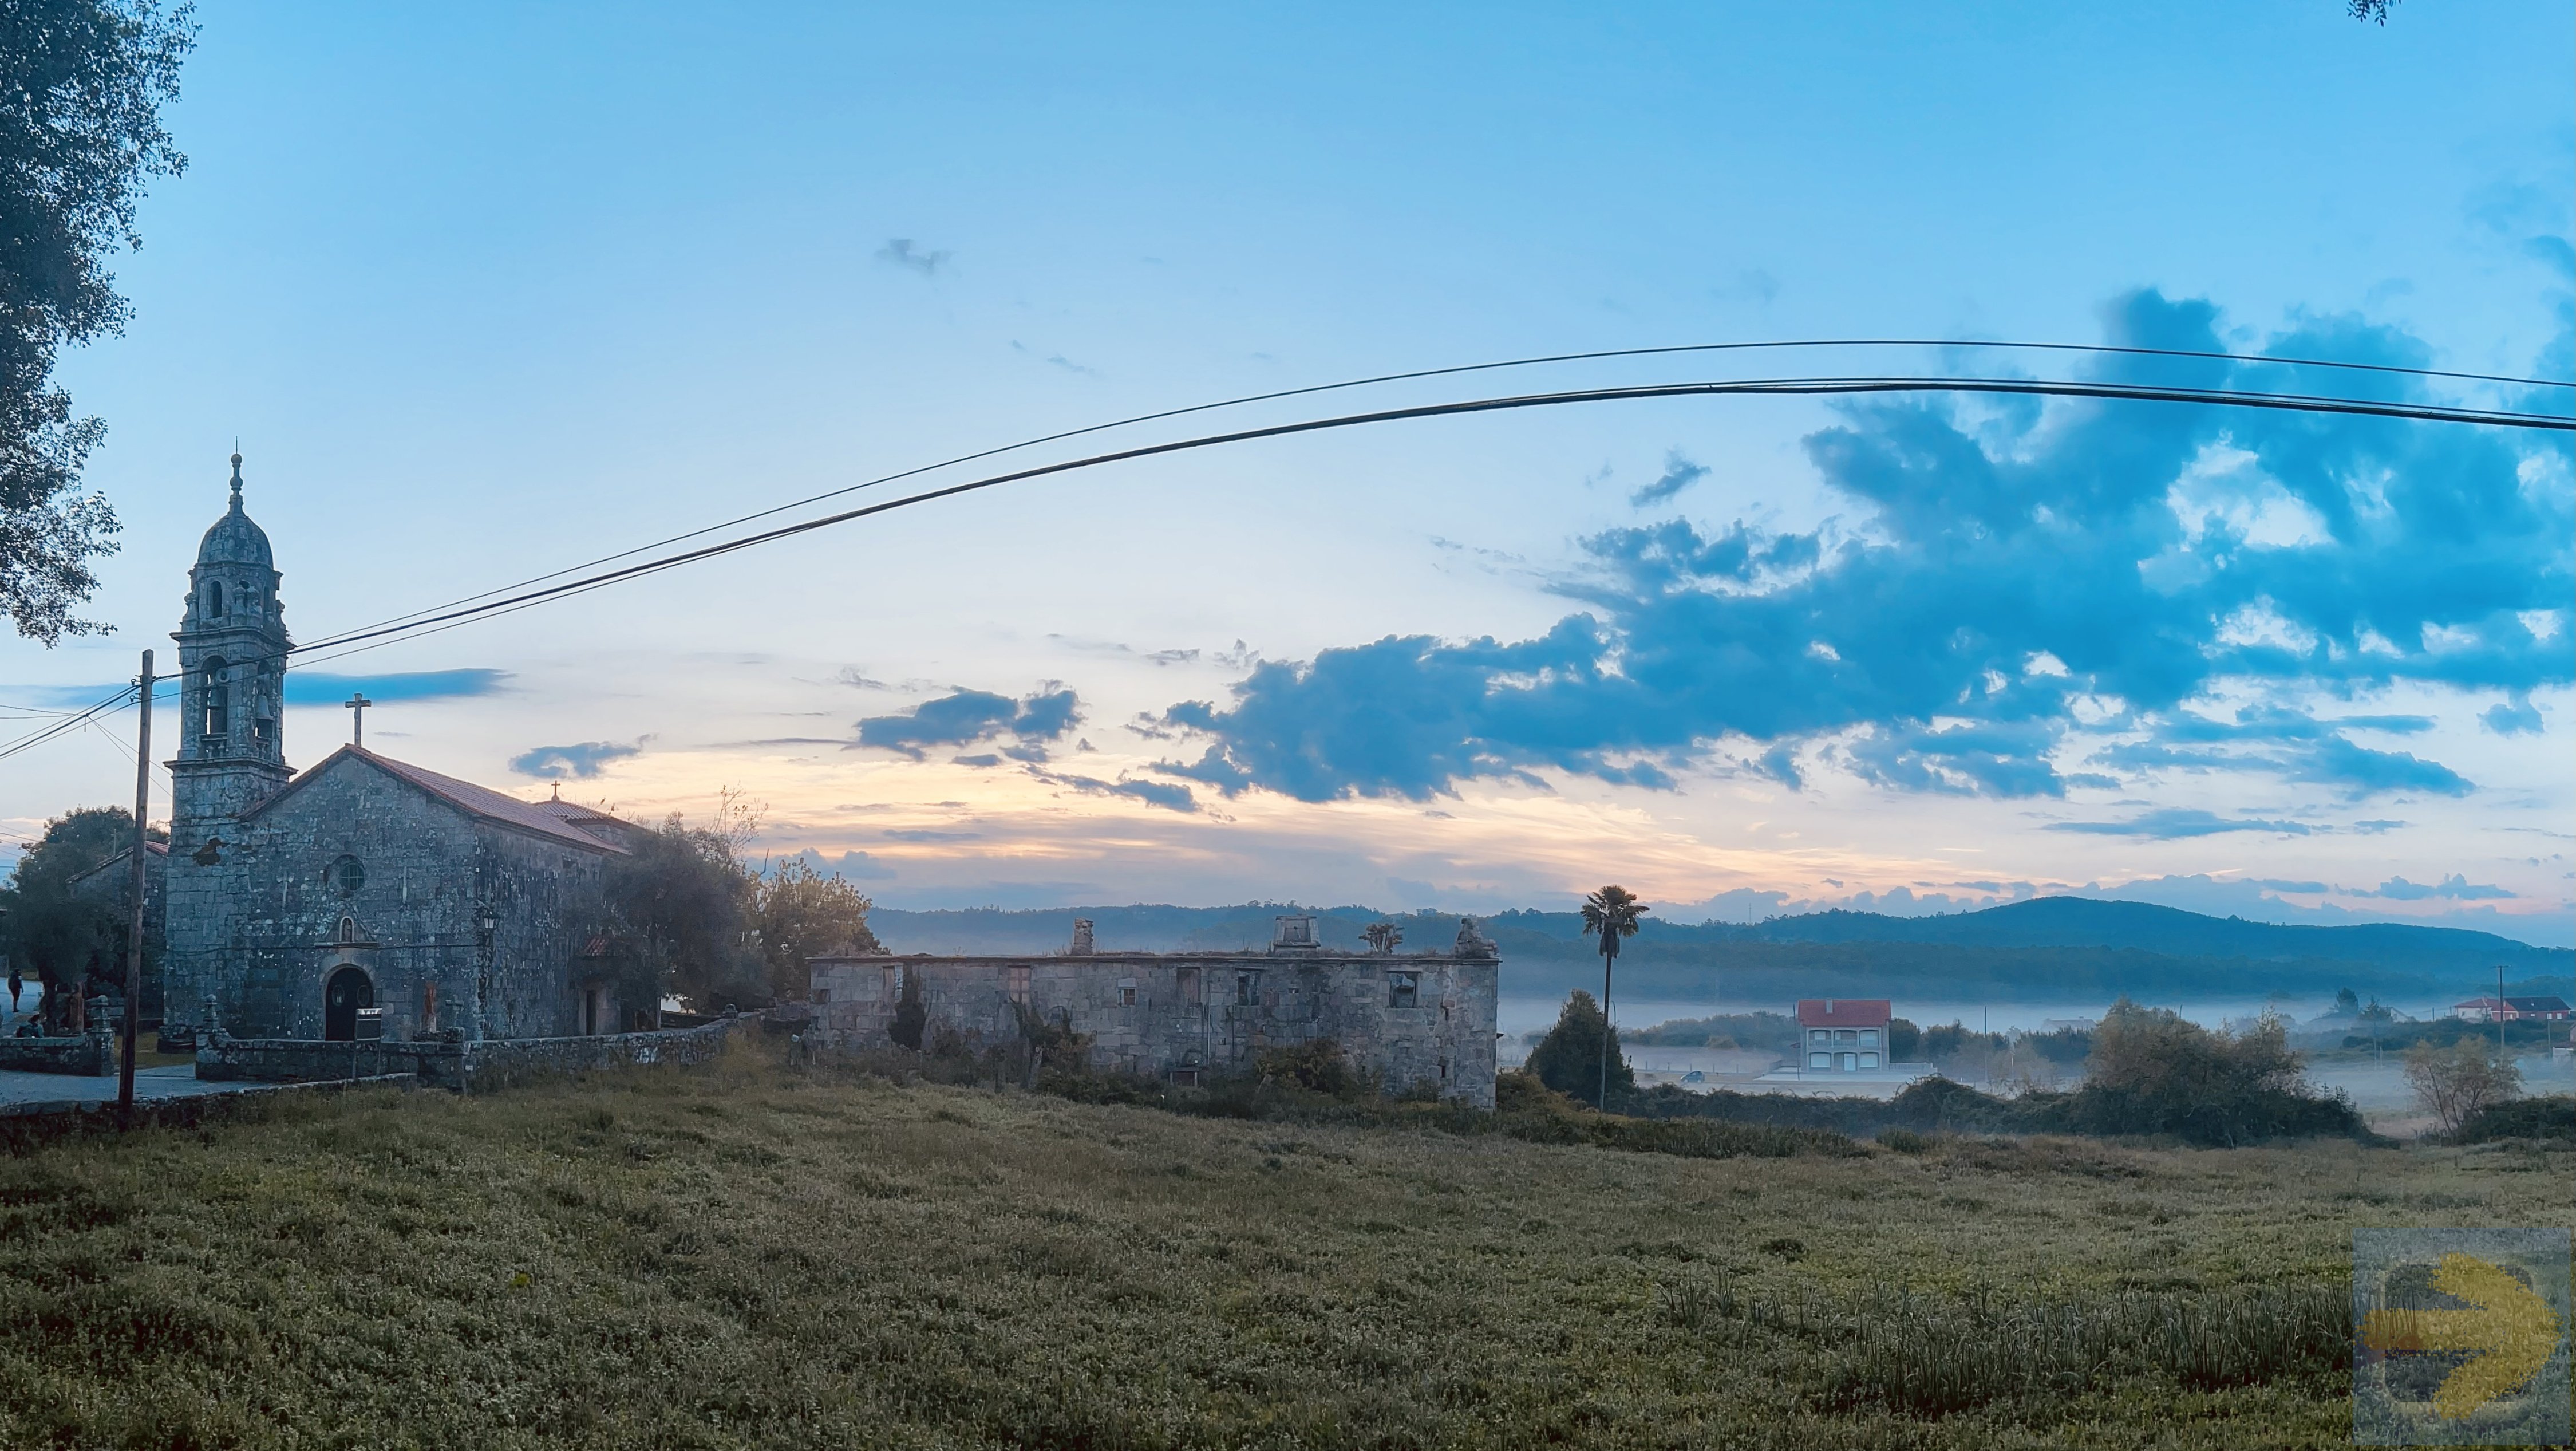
0;1031;117;1077
459;1014;748;1092
196;1012;753;1091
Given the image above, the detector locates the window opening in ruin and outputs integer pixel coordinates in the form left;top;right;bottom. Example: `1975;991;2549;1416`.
1235;972;1259;1006
1176;966;1200;1004
1119;986;1137;1007
1006;965;1032;1003
207;581;225;617
815;988;831;1004
1387;971;1420;1008
422;981;437;1030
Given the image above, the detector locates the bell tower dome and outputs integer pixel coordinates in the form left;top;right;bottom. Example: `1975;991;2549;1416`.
168;451;292;839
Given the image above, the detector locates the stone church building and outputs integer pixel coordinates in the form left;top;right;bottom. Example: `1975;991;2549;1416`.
159;455;642;1046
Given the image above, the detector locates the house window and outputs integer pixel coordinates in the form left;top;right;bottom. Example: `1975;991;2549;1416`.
1119;986;1137;1007
1860;1052;1879;1069
1386;971;1420;1008
1809;1052;1830;1070
1005;965;1032;1003
1235;972;1259;1006
1809;1028;1828;1044
1835;1028;1856;1042
1860;1028;1879;1047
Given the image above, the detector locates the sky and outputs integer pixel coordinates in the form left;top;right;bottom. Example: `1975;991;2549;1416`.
5;2;2572;942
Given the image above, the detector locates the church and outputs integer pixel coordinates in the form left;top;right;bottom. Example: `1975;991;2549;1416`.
158;455;645;1047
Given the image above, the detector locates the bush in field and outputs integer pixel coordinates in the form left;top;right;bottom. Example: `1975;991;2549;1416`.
2445;1094;2574;1144
2403;1039;2521;1133
2050;1000;2361;1145
1525;991;1634;1103
1257;1038;1356;1095
1919;1021;2010;1062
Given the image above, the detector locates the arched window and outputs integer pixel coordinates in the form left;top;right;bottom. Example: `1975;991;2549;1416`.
200;658;230;739
331;855;365;897
206;581;225;618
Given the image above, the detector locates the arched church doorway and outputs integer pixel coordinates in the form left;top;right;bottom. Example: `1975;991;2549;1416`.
325;967;374;1041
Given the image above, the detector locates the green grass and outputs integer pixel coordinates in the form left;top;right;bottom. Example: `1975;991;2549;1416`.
0;1044;2567;1449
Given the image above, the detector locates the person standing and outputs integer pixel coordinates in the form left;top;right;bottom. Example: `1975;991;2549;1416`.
6;968;19;1016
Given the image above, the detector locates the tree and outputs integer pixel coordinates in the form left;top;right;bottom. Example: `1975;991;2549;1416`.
0;805;163;1028
751;856;883;1001
601;811;763;1012
1526;990;1633;1105
2069;1000;2337;1145
2348;0;2398;22
1578;885;1646;1110
1884;1016;1921;1062
2333;987;2361;1016
1;0;195;643
2404;1040;2520;1134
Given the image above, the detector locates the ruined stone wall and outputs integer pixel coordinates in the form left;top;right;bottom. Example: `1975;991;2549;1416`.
164;755;611;1042
0;1030;116;1077
809;951;1501;1108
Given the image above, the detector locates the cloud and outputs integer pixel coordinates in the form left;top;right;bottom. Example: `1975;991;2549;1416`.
884;829;980;842
1153;289;2573;804
2482;692;2544;735
855;687;1081;761
877;238;949;275
1033;767;1199;814
2046;807;2313;839
285;669;509;705
1629;450;1710;507
2360;873;2516;901
509;740;641;779
771;848;898;881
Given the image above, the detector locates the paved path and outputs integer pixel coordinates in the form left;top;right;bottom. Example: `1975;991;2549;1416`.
0;1063;276;1111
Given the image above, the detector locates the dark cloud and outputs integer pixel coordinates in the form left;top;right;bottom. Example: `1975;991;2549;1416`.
2361;873;2516;901
877;238;949;275
1032;767;1199;814
1153;289;2572;803
509;740;641;780
2046;808;2313;839
855;687;1081;762
286;669;509;705
1628;450;1710;507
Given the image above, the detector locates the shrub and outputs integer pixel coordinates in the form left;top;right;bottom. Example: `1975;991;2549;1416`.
1257;1039;1355;1096
1876;1127;1932;1154
1523;991;1635;1105
2404;1040;2522;1133
2445;1095;2576;1144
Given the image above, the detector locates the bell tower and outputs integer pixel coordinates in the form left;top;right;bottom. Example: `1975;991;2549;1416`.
168;451;292;845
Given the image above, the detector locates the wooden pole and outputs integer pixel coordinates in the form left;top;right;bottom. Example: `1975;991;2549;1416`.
118;650;153;1118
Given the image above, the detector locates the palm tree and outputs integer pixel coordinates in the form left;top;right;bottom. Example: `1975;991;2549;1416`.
1579;885;1648;1109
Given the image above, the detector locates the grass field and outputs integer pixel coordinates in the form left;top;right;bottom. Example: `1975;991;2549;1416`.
0;1045;2566;1449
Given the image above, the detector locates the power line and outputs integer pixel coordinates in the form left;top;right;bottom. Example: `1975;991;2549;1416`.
298;336;2575;653
276;370;2570;662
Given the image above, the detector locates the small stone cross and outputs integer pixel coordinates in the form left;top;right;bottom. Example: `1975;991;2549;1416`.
345;692;373;748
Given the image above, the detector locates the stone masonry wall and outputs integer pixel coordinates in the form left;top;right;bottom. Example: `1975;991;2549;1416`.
196;1013;750;1091
809;949;1500;1108
165;754;613;1043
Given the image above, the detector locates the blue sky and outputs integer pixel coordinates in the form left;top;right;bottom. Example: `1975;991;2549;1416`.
6;2;2571;940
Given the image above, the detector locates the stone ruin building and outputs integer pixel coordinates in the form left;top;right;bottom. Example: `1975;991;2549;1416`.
149;454;646;1047
805;913;1503;1107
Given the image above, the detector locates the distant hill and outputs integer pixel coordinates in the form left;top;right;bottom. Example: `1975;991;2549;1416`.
863;896;2571;1009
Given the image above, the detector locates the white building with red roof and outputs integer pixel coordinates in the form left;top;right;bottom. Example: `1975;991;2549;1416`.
1796;998;1893;1072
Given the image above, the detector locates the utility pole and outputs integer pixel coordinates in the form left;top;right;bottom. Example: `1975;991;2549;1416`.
2496;964;2507;1060
118;650;153;1118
